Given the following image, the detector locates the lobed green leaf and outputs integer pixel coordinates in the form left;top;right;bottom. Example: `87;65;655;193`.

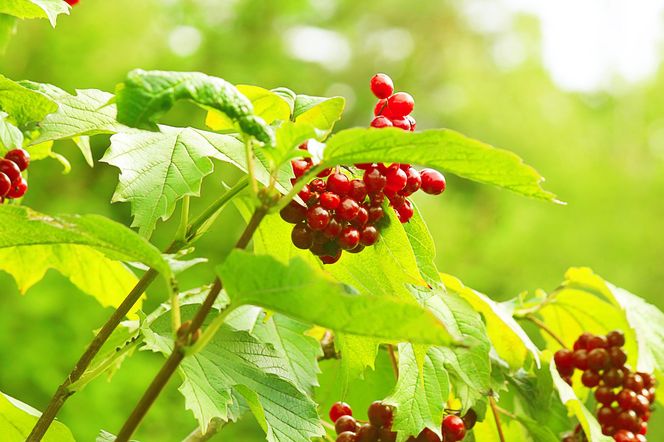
0;0;69;26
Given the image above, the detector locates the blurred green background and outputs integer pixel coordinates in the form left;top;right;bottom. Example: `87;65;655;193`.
1;0;663;440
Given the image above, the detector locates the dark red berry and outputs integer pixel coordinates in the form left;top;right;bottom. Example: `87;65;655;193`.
588;335;609;350
386;92;415;117
323;218;343;239
634;395;650;416
374;99;387;116
0;172;10;197
384;166;407;193
310;178;327;193
581;370;600;387
617;389;638;410
420;169;446;195
320;192;341;210
369;192;385;205
597;406;616;426
442;415;466;441
368;205;384;223
336;431;357;442
337;197;360;221
595;386;616;406
554;349;575;375
306;205;331;230
367;401;393;428
351;207;369;227
390;116;411;131
614;430;636;442
588;348;610;371
363;168;387;193
379;428;397;442
616;410;639;432
280;201;307;224
573;350;589;370
5;149;30;171
639;372;655;389
348;179;368;201
602;425;617;436
417;428;440;442
462;409;477;430
639;421;648;435
318;168;333;178
291;159;310;178
370;116;393;128
356;424;379;442
0;158;21;183
394;199;414;223
291;224;314;249
402;167;422;195
339;227;360;250
574;332;593;351
624;373;644;392
387;191;405;208
609;347;627;368
607;330;626;347
7;177;27;199
370;74;394;99
335;415;359;434
360;226;379;246
298;185;313;204
328;173;351;196
604;368;626;388
330;402;353;423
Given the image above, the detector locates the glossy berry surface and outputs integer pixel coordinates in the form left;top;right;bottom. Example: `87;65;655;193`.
420;169;446;195
0;158;21;183
367;401;393;428
370;73;394;99
7;177;27;199
386;92;415;117
371;116;393;128
335;415;358;434
5;148;30;171
0;172;10;197
442;415;466;441
329;402;353;423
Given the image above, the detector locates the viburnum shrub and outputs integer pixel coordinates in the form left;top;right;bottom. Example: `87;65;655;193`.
0;8;663;442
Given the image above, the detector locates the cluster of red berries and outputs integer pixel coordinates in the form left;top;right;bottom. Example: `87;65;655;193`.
328;402;473;442
554;330;656;442
282;74;447;263
0;148;30;202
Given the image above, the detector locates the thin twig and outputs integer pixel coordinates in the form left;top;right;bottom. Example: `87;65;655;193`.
387;345;399;379
523;314;568;348
489;396;506;442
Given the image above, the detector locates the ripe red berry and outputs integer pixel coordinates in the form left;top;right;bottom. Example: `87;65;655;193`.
336;431;357;442
370;116;393;128
335;415;359;434
384;166;407;193
298;184;313;204
607;330;626;347
616;410;640;432
339;227;360;250
624;373;644;392
402;167;422;195
595;386;616;406
462;409;478;430
639;421;648;435
442;415;466;441
573;349;589;370
417;428;440;442
420;169;446;195
306;205;331;230
554;349;575;375
310;178;327;193
323;218;343;239
291;159;310;178
588;335;609;350
0;172;10;197
574;332;593;351
330;402;353;423
390;116;411;131
0;158;21;183
318;168;333;178
374;99;387;116
603;368;626;388
386;92;415;117
328;173;351;196
370;73;394;99
291;224;314;249
280;201;307;224
351;207;369;227
634;394;650;416
360;226;379;246
348;179;368;201
588;348;610;371
394;199;414;223
379;428;397;442
7;177;27;199
5;149;30;171
368;205;384;223
597;406;616;426
65;0;80;5
337;197;360;221
356;424;379;442
617;389;638;410
367;401;393;428
581;370;600;387
608;347;627;368
363;168;387;193
320;192;341;210
406;115;416;131
614;430;636;442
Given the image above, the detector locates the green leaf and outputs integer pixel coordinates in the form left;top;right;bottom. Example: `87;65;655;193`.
293;95;345;136
0;205;170;279
0;0;69;26
0;392;75;441
143;306;324;442
0;111;23;153
206;84;291;130
385;344;449;441
101;126;247;237
442;274;540;370
323;128;559;202
115;69;274;145
335;334;381;394
0;14;17;54
0;74;58;127
550;361;612;442
218;250;455;346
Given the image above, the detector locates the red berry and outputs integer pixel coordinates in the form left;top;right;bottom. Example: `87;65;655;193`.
636;435;646;442
339;227;360;250
595;386;616;406
442;415;466;441
607;330;626;347
336;431;357;442
280;201;307;224
348;179;368;201
617;389;638;410
417;428;440;442
369;192;385;205
604;368;626;388
614;430;636;442
320;192;341;210
420;169;446;195
379;428;397;442
5;149;30;171
394;199;414;223
406;115;416;131
609;347;627;368
360;226;379;246
291;224;314;249
370;116;393;128
310;178;327;193
0;158;21;183
337;197;360;221
328;173;351;196
367;401;393;428
624;373;644;392
634;395;650;416
462;409;478;430
574;332;594;351
356;424;379;442
368;205;384;223
597;406;616;426
588;348;610;371
0;172;10;197
384;166;407;193
351;207;369;227
573;350;589;370
318;168;333;178
323;218;343;239
374;99;387;116
554;349;575;375
639;421;647;435
330;402;353;423
335;415;359;434
639;372;655;389
588;335;609;350
581;370;600;387
298;184;313;204
306;205;331;230
615;410;639;433
363;168;386;193
291;159;310;178
65;0;80;5
390;116;411;131
7;177;27;199
402;167;421;195
370;73;394;99
386;92;415;117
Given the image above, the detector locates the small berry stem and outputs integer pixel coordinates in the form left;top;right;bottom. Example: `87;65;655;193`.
387;344;399;379
489;396;506;442
524;314;568;349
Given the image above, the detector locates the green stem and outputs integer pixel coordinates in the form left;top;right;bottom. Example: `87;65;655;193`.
522;314;568;349
176;196;190;242
182;418;226;442
274;163;327;213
